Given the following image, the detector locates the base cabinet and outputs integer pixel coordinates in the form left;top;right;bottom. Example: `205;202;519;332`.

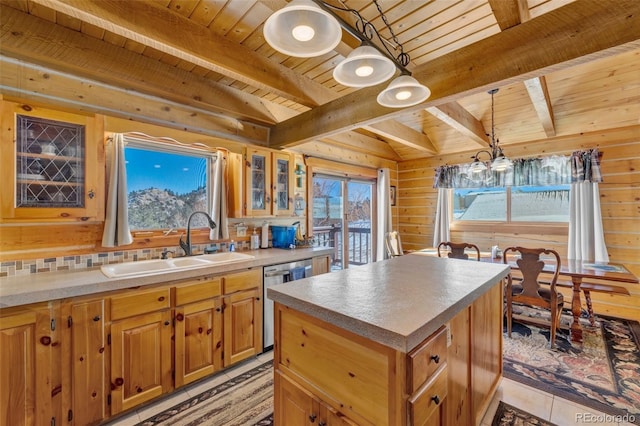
223;287;262;365
110;309;173;414
0;303;58;426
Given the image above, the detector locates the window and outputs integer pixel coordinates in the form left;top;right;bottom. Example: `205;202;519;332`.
125;143;213;230
454;184;570;223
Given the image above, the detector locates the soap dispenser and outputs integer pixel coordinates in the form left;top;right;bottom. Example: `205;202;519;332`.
229;240;235;252
251;228;259;250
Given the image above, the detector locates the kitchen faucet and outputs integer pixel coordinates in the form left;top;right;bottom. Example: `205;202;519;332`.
179;211;216;256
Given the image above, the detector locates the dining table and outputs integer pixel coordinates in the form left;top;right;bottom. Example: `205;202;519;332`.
411;248;639;343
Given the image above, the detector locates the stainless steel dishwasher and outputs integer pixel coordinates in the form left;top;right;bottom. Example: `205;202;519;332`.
263;259;313;351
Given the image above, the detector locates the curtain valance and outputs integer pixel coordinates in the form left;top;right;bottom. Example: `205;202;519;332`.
433;149;602;189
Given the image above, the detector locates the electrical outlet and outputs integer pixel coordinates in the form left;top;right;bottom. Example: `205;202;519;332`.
236;226;248;237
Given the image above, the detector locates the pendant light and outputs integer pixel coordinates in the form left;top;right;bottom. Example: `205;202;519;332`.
377;74;431;108
263;0;342;58
470;88;512;173
333;45;396;87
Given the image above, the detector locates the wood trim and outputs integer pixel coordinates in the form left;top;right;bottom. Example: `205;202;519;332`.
450;222;568;236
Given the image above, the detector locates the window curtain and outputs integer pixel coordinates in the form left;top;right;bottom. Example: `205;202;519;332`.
433;188;451;247
376;168;392;261
209;149;229;240
568;149;608;262
102;133;133;247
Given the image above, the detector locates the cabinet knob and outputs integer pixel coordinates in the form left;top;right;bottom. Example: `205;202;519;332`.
176;313;184;322
115;377;124;386
309;414;317;422
319;423;326;426
431;354;440;364
40;336;51;346
93;315;101;322
158;296;165;302
431;395;441;405
164;321;170;326
88;190;95;199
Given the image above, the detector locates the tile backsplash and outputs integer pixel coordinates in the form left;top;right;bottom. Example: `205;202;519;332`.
0;242;243;278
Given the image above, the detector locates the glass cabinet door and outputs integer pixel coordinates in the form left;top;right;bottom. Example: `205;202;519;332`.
273;152;294;216
16;115;86;208
244;148;272;216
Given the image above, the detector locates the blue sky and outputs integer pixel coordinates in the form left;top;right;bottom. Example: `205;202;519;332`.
125;147;207;195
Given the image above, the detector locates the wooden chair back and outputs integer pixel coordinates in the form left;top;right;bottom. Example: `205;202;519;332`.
437;242;481;261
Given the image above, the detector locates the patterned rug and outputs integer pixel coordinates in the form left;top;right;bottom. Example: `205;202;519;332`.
503;311;640;425
491;401;557;426
137;361;273;426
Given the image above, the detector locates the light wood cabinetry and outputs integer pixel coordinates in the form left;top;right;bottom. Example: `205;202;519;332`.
312;255;331;275
0;100;104;223
61;297;109;426
0;303;58;426
228;147;295;217
109;288;173;414
174;276;223;388
223;268;263;365
273;280;503;426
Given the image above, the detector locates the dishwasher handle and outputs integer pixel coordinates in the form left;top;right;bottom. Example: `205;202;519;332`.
264;270;290;278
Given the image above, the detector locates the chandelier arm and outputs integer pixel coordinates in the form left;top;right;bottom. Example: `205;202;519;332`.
311;0;412;76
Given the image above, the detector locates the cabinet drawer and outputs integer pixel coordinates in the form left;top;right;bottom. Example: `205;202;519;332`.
409;366;448;426
110;287;171;320
408;326;448;393
175;277;222;306
223;269;262;294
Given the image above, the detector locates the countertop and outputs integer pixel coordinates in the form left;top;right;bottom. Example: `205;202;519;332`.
0;247;333;308
267;253;510;353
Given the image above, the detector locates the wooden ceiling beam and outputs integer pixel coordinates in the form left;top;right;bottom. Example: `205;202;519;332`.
0;5;295;126
321;132;401;161
28;0;334;107
490;0;556;137
363;121;438;154
269;0;640;148
425;102;490;148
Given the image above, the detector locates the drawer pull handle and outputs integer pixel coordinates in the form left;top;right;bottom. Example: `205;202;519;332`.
309;413;317;422
93;316;101;321
158;296;166;302
431;354;440;364
431;395;441;405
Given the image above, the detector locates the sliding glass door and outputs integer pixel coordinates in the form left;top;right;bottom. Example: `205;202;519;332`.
312;174;374;270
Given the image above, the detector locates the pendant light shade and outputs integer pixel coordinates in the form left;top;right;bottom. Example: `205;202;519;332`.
491;155;512;172
377;75;431;108
263;0;342;58
333;45;396;87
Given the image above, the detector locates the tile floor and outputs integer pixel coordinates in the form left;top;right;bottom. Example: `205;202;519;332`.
106;349;636;426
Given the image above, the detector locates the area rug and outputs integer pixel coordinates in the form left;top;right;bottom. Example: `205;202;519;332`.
137;361;273;426
491;401;557;426
503;311;640;425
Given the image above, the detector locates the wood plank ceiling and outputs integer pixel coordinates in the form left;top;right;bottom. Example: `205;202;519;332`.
1;0;639;164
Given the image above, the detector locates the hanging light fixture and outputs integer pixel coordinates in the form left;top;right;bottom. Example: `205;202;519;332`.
264;0;430;108
263;0;342;58
470;88;512;173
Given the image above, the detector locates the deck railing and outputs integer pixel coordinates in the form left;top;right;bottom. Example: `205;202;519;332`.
312;225;371;269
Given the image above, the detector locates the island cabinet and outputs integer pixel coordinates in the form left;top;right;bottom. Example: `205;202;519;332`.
272;272;505;426
222;268;263;365
0;302;60;426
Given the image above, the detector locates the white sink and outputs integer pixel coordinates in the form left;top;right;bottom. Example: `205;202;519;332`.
198;252;255;263
100;253;255;278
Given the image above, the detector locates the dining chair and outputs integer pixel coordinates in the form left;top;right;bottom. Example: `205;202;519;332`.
504;246;564;348
437;241;481;261
385;231;404;258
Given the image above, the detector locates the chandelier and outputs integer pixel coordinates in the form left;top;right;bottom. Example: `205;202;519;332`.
469;89;512;173
263;0;431;108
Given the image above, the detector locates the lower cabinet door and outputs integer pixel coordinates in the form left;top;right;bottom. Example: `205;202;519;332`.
110;310;172;414
275;372;316;425
0;304;55;426
174;298;223;388
223;288;262;366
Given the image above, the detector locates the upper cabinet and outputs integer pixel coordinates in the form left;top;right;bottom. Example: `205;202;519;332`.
228;147;295;218
0;100;104;223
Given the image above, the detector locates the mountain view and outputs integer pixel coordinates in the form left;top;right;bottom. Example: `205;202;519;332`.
128;187;207;230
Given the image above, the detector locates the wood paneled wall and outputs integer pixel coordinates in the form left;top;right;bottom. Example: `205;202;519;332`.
397;125;640;320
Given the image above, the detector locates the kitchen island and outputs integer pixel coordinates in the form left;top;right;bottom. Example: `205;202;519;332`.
268;254;510;425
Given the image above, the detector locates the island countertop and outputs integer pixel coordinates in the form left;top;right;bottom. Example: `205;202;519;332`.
268;253;510;352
